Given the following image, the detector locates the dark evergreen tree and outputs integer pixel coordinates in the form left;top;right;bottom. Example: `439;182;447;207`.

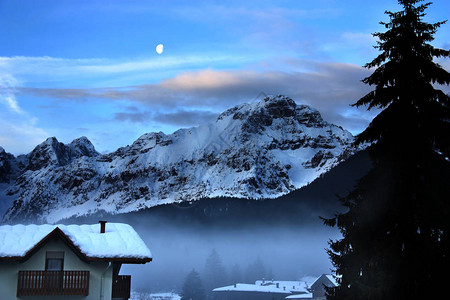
203;249;228;299
324;1;450;299
181;269;205;300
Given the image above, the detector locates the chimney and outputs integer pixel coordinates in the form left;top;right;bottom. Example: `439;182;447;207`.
99;220;107;233
276;283;279;288
234;284;237;288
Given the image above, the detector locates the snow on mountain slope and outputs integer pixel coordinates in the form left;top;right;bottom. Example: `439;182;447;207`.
1;95;355;224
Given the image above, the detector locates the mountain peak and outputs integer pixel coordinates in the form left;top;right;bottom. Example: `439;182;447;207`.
26;136;98;171
69;136;98;157
2;95;356;223
262;94;296;108
217;95;328;137
27;137;67;170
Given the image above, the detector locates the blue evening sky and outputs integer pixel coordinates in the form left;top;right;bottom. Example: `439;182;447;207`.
1;0;449;155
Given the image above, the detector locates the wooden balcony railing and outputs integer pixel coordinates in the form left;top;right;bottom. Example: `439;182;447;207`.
112;275;131;299
17;270;89;296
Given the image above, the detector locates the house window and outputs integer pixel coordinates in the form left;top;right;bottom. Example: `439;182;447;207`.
45;251;64;271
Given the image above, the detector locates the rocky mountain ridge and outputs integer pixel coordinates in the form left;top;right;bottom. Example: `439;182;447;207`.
0;95;356;223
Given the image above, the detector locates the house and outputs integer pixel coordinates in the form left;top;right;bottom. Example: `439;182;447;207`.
213;275;338;300
309;274;338;300
0;221;152;300
212;283;292;300
212;280;312;300
255;280;311;295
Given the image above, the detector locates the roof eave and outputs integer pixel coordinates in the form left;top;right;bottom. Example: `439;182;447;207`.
0;227;153;264
85;256;152;264
0;256;152;264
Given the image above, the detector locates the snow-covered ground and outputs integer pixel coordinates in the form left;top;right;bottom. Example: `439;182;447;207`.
130;291;181;300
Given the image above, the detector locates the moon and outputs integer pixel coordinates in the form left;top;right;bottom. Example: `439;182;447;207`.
156;44;164;54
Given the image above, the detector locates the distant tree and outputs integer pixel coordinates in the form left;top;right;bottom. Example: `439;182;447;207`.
266;268;275;281
252;257;266;281
245;257;267;283
203;249;228;299
181;269;205;300
324;1;450;299
229;263;243;284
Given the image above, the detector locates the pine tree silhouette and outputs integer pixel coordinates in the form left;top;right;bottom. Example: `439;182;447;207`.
229;263;243;284
203;249;228;299
181;269;205;300
245;257;267;283
323;1;450;299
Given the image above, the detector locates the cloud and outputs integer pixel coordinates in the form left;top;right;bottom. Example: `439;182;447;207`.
17;60;376;134
0;117;49;155
113;111;152;123
171;4;340;38
0;55;260;119
77;55;238;74
0;73;49;155
1;95;23;114
153;110;218;127
0;74;24;114
113;107;218;127
0;56;95;78
161;69;245;91
0;55;248;87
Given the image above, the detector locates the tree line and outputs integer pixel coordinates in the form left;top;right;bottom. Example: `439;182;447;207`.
181;249;274;300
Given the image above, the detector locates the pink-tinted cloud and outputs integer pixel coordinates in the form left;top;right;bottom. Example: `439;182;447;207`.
17;60;381;134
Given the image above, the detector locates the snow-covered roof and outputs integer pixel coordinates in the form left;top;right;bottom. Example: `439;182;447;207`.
325;275;338;286
311;274;338;288
285;293;313;299
255;280;309;293
0;223;152;262
213;283;291;294
131;292;181;300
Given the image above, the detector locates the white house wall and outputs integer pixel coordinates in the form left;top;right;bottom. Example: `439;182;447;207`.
0;238;113;300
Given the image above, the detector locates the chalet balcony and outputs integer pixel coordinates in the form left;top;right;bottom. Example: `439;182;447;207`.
17;270;89;296
112;275;131;299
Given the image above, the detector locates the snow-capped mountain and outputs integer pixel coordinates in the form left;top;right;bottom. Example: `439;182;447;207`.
1;95;355;223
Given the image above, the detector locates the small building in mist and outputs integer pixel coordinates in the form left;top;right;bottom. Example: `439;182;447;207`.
213;275;337;300
0;221;152;300
212;283;292;300
255;280;310;294
310;274;338;300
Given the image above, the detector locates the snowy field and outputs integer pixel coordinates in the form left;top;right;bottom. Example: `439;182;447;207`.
130;291;181;300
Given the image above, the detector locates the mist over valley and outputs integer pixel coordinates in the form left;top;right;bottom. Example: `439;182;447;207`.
59;149;371;293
